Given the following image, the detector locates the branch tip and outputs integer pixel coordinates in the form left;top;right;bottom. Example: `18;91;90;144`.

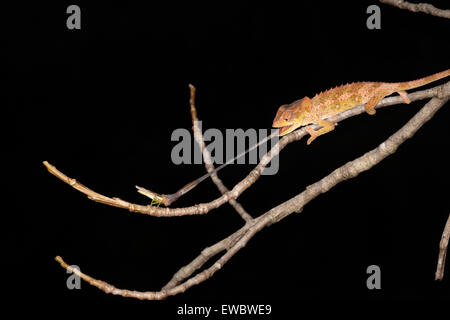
136;185;164;205
55;255;69;269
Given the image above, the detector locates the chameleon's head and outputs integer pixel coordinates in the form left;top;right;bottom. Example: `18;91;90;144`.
272;97;312;136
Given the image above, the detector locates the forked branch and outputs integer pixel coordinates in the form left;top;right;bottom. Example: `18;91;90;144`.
44;82;448;217
53;81;450;299
188;84;252;222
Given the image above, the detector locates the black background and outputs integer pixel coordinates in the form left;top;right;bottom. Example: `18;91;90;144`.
10;0;450;315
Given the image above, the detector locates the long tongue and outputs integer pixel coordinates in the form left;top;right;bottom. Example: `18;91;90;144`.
149;129;280;205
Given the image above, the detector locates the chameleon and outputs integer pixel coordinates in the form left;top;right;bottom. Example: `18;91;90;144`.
53;71;449;207
272;69;450;144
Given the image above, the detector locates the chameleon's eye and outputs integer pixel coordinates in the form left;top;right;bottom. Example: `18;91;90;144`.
284;111;293;122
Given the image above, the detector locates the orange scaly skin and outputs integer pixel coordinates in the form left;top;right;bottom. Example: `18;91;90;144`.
272;69;450;144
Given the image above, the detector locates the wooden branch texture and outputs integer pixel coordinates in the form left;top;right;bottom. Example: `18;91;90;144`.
380;0;450;18
52;81;450;300
188;84;253;222
43;82;448;217
435;213;450;280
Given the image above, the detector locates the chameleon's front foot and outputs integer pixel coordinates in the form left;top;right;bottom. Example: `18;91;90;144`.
365;107;376;115
397;90;411;104
305;120;336;145
305;126;318;145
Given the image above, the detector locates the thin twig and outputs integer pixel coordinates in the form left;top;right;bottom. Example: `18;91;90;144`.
188;83;252;222
43;82;448;217
435;213;450;280
54;83;450;299
380;0;450;19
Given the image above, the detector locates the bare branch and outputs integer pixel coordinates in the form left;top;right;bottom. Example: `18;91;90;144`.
188;83;252;222
54;83;450;299
162;222;251;290
380;0;450;19
435;213;450;280
55;213;273;300
43;82;448;218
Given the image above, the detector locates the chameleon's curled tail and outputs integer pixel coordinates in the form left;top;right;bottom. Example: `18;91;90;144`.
397;69;450;91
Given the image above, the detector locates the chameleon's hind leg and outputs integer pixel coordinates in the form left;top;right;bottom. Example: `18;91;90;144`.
306;119;335;145
397;90;411;104
364;93;387;115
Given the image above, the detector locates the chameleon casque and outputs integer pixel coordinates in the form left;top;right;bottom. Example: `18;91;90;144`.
272;69;450;144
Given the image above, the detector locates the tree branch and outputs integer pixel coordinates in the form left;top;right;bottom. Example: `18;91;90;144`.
43;82;448;217
188;84;252;222
380;0;450;19
435;213;450;280
54;81;450;299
